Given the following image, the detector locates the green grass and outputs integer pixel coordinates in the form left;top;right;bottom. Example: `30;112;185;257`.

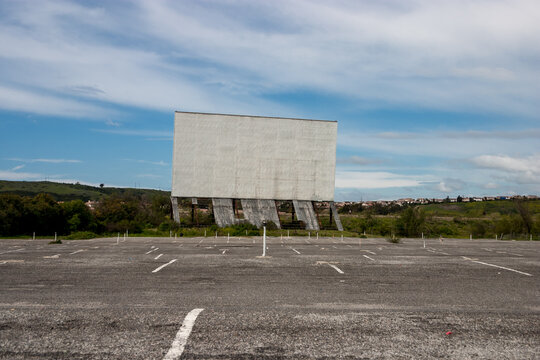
0;180;169;201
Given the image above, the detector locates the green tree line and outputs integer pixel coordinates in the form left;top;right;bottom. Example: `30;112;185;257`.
0;193;173;237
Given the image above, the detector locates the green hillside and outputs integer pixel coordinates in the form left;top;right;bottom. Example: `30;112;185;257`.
0;180;169;201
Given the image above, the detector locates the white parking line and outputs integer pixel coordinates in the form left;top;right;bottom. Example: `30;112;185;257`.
222;249;227;255
365;250;376;255
464;258;532;277
155;254;163;260
145;248;159;255
163;308;204;360
152;259;177;273
327;263;344;274
0;248;24;255
43;254;61;259
69;249;85;255
198;239;204;244
363;254;375;261
291;248;301;255
507;252;524;257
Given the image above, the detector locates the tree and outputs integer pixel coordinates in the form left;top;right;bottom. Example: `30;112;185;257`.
396;207;425;237
514;200;533;234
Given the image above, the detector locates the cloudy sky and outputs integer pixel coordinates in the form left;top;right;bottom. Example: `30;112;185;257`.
1;0;539;200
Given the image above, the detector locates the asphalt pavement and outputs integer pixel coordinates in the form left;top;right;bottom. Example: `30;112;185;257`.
1;235;539;359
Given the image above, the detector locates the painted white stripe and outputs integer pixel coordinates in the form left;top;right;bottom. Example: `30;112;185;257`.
155;254;163;260
291;248;301;255
346;245;352;248
328;264;344;274
507;252;523;257
470;260;532;277
69;249;85;255
222;249;227;254
365;250;376;255
152;259;177;273
43;254;61;259
163;308;204;360
145;248;159;255
482;248;492;252
0;248;24;255
363;254;375;261
198;239;204;244
305;239;311;244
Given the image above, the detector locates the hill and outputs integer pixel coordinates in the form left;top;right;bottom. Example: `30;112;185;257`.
0;180;169;202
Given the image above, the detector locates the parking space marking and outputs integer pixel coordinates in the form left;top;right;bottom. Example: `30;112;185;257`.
155;254;163;260
222;249;227;255
145;248;159;255
508;252;524;257
291;248;301;255
327;263;344;274
363;255;375;261
0;248;24;255
152;259;177;273
365;250;376;255
43;254;61;259
163;308;204;360
69;249;85;255
463;257;532;277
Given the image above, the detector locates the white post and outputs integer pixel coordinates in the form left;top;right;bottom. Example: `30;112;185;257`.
287;230;290;239
169;230;172;238
55;232;57;242
316;232;319;240
33;232;35;240
126;229;129;238
117;233;119;245
280;233;283;241
262;225;267;257
227;233;230;242
496;234;497;240
422;232;424;239
470;234;472;241
423;239;426;248
204;230;206;237
215;231;217;239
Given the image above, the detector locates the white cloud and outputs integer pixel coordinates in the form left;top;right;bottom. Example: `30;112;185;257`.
11;164;25;171
471;154;540;184
336;156;382;165
0;170;43;181
7;158;82;164
0;0;539;118
336;171;428;189
339;129;540;158
435;178;466;192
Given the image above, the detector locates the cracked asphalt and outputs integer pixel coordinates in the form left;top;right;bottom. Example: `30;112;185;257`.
1;236;539;359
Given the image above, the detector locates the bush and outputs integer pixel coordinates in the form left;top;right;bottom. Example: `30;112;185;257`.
63;231;99;240
386;236;400;244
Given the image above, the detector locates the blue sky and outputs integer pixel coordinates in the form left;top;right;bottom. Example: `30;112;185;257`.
0;0;539;201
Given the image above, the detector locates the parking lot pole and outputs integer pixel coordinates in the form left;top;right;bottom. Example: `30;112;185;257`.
263;225;267;257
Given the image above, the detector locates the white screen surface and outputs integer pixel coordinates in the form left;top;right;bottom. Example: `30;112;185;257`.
171;112;337;201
